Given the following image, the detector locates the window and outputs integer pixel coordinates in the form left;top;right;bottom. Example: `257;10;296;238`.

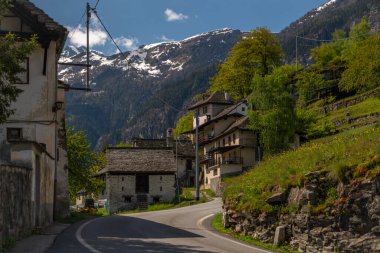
7;128;22;141
124;196;132;203
153;196;161;203
213;169;218;176
160;186;163;192
203;106;208;114
121;187;124;191
242;107;246;112
228;136;231;145
14;58;29;84
186;159;192;171
233;134;236;144
122;177;124;181
223;138;225;146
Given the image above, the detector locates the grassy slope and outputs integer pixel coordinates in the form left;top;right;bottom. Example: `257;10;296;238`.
306;91;380;138
223;124;380;213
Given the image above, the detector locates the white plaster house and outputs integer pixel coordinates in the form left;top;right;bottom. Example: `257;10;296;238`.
99;147;177;213
0;0;69;232
188;92;260;193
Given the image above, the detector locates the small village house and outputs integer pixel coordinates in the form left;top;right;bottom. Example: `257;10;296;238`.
188;92;260;193
0;0;68;244
132;128;195;187
99;147;177;213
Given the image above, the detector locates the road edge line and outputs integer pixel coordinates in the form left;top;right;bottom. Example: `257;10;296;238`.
197;214;274;253
75;219;102;253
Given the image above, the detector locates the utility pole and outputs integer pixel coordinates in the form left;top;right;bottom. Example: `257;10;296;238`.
296;35;298;71
86;2;91;90
175;136;180;203
195;111;200;201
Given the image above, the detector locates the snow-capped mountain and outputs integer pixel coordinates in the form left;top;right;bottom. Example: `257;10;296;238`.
278;0;380;64
60;28;242;150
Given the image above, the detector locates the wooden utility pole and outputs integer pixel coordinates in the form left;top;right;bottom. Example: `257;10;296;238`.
195;111;200;201
86;2;91;90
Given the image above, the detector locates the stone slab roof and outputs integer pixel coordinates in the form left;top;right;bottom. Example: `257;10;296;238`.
188;91;233;110
100;147;176;174
11;0;68;52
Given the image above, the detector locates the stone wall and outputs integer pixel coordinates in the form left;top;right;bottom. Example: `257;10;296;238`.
107;174;176;213
223;175;380;253
0;165;32;246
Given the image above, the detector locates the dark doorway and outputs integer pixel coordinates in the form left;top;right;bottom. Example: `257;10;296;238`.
135;174;149;193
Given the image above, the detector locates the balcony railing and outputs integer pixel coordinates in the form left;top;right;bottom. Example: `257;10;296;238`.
222;157;243;165
198;133;214;144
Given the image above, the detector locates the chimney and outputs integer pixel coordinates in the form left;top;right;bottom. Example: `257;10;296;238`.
166;128;174;147
224;91;231;101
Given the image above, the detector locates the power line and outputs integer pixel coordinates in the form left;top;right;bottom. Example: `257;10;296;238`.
92;9;126;56
94;0;101;10
67;8;86;40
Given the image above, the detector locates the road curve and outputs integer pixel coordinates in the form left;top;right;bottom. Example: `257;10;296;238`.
48;199;273;253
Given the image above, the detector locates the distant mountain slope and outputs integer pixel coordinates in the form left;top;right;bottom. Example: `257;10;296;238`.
60;29;242;150
278;0;380;64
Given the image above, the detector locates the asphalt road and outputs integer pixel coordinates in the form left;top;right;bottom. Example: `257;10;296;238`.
47;199;273;253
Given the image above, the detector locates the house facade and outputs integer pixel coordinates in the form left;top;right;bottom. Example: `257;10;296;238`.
99;147;177;213
188;92;260;193
131;128;195;187
0;0;68;243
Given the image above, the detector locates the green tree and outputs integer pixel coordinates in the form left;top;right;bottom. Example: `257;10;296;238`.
0;0;37;123
311;29;347;71
67;127;105;201
339;32;380;93
249;65;298;154
210;27;283;100
295;69;328;106
173;112;193;137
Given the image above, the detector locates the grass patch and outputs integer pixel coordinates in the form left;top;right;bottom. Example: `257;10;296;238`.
118;188;209;215
201;188;217;198
223;125;380;213
307;96;380;138
211;213;297;253
57;208;110;224
56;212;87;224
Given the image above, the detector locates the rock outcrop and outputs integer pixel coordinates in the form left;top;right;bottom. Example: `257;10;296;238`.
223;175;380;252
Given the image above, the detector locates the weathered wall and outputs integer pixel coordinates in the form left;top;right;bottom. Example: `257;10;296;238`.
0;165;32;246
107;174;176;213
223;176;380;253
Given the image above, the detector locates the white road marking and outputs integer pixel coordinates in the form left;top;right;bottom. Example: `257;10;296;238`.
197;214;273;253
75;219;102;253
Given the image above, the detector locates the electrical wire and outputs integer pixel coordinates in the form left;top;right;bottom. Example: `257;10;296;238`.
94;0;101;10
92;9;126;56
67;8;86;40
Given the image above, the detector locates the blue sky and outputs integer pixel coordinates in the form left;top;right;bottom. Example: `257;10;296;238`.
31;0;329;55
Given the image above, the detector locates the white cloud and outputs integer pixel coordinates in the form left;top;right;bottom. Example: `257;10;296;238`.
67;24;108;47
159;35;174;42
165;8;189;22
115;36;139;50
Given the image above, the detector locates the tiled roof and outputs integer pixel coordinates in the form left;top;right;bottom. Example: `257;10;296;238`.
100;147;176;174
11;0;68;52
189;101;247;132
219;115;250;136
188;91;233;110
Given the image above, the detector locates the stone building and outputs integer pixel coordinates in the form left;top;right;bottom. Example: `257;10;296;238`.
0;0;68;245
188;92;260;193
99;147;177;213
132;129;195;187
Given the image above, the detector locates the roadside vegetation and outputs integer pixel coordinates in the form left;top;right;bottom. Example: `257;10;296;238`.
118;188;211;215
223;124;380;214
212;214;297;253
